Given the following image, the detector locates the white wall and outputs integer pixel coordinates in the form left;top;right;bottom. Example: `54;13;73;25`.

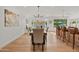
0;7;26;48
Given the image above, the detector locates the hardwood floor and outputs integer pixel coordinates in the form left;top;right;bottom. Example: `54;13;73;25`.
0;32;78;52
47;32;74;52
1;33;32;52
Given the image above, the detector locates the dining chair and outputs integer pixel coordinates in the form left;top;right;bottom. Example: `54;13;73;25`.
68;27;78;50
32;29;45;51
56;26;60;39
75;33;79;50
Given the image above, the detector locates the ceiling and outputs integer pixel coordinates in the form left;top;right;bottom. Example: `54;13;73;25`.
2;6;79;19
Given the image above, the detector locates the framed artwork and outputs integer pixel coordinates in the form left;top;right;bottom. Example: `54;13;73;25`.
4;9;19;27
54;19;67;27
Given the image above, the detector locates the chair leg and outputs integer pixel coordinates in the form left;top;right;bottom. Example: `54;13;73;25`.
42;45;44;52
33;45;35;52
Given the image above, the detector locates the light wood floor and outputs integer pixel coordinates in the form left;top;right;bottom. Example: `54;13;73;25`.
0;32;78;52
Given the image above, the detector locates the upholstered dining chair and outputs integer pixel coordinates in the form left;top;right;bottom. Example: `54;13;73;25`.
75;33;79;49
68;27;78;50
56;26;60;39
32;29;46;51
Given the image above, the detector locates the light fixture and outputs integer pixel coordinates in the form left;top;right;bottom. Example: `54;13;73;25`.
37;6;40;18
34;6;40;18
34;6;43;19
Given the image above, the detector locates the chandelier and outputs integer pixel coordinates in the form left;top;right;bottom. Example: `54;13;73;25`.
34;6;43;18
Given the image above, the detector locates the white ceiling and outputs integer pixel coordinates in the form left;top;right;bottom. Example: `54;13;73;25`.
15;6;79;18
2;6;79;18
